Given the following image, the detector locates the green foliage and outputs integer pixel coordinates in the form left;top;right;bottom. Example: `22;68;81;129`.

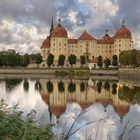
80;82;85;92
104;58;111;68
46;80;54;93
68;54;77;67
5;79;22;92
112;55;118;66
68;82;76;93
35;80;42;91
80;55;86;65
23;79;29;92
112;83;117;95
58;81;65;93
58;55;65;67
104;82;110;91
34;53;42;67
0;99;54;140
47;54;54;68
20;54;30;67
118;86;140;103
97;81;102;94
119;50;140;66
97;55;103;68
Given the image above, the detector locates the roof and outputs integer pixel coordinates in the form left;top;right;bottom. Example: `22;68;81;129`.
97;34;114;44
78;31;96;41
40;93;49;104
51;106;66;118
115;24;131;39
114;105;130;117
68;39;78;44
51;19;67;38
41;37;50;49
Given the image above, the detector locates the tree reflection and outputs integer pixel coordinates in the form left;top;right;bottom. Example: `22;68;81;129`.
58;81;65;93
5;79;22;92
97;81;102;94
23;79;29;92
118;86;140;103
80;82;85;92
68;82;76;93
35;80;42;92
46;80;53;94
112;83;117;95
104;82;110;91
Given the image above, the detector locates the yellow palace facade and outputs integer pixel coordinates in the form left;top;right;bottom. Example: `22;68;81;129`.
40;19;132;67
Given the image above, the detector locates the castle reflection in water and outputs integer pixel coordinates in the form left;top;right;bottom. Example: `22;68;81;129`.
39;78;138;120
2;77;140;122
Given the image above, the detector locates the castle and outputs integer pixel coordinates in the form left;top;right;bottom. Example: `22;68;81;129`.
40;18;132;68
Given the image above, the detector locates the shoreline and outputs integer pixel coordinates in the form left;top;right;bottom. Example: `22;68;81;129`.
0;68;118;76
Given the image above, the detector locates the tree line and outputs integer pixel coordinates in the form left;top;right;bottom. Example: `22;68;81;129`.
0;50;42;67
119;49;140;66
47;54;118;68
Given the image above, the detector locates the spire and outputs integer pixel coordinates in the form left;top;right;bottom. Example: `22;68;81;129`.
122;20;125;27
50;17;54;34
105;29;108;35
58;18;61;26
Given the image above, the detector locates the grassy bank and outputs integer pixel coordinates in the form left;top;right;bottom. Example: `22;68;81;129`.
55;70;90;77
0;99;54;140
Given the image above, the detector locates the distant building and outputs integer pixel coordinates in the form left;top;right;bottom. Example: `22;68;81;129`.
40;19;132;68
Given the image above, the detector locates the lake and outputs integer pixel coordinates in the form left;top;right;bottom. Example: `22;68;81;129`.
0;76;140;140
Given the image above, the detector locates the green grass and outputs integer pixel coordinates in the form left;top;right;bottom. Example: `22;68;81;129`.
55;70;89;77
0;99;54;140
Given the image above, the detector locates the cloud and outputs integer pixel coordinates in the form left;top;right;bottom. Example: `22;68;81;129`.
0;0;140;54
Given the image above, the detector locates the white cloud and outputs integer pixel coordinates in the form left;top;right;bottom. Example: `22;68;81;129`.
0;19;49;54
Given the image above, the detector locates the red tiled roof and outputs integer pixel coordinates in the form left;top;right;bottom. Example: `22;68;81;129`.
78;31;96;40
68;39;78;44
115;25;131;39
97;34;114;44
114;105;130;117
51;25;67;38
51;106;66;118
41;37;50;49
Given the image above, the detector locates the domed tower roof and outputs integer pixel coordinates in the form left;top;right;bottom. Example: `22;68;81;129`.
115;21;132;39
41;37;50;49
51;19;68;38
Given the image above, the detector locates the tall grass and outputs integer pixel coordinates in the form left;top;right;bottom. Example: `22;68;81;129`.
0;99;54;140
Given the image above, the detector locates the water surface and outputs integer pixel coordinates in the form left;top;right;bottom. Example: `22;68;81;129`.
0;77;140;140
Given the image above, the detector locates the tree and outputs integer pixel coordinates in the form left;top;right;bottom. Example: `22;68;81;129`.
34;53;42;68
20;54;30;67
68;82;76;93
80;55;86;65
80;82;85;92
47;54;54;68
46;80;53;93
136;51;140;66
68;54;77;68
129;49;137;66
104;58;111;68
58;81;65;93
112;55;118;66
35;80;42;91
23;79;29;92
58;55;65;67
97;81;102;94
104;82;110;91
112;83;117;95
97;56;103;68
119;51;130;65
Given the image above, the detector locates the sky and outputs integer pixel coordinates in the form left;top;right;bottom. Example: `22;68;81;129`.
0;0;140;54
